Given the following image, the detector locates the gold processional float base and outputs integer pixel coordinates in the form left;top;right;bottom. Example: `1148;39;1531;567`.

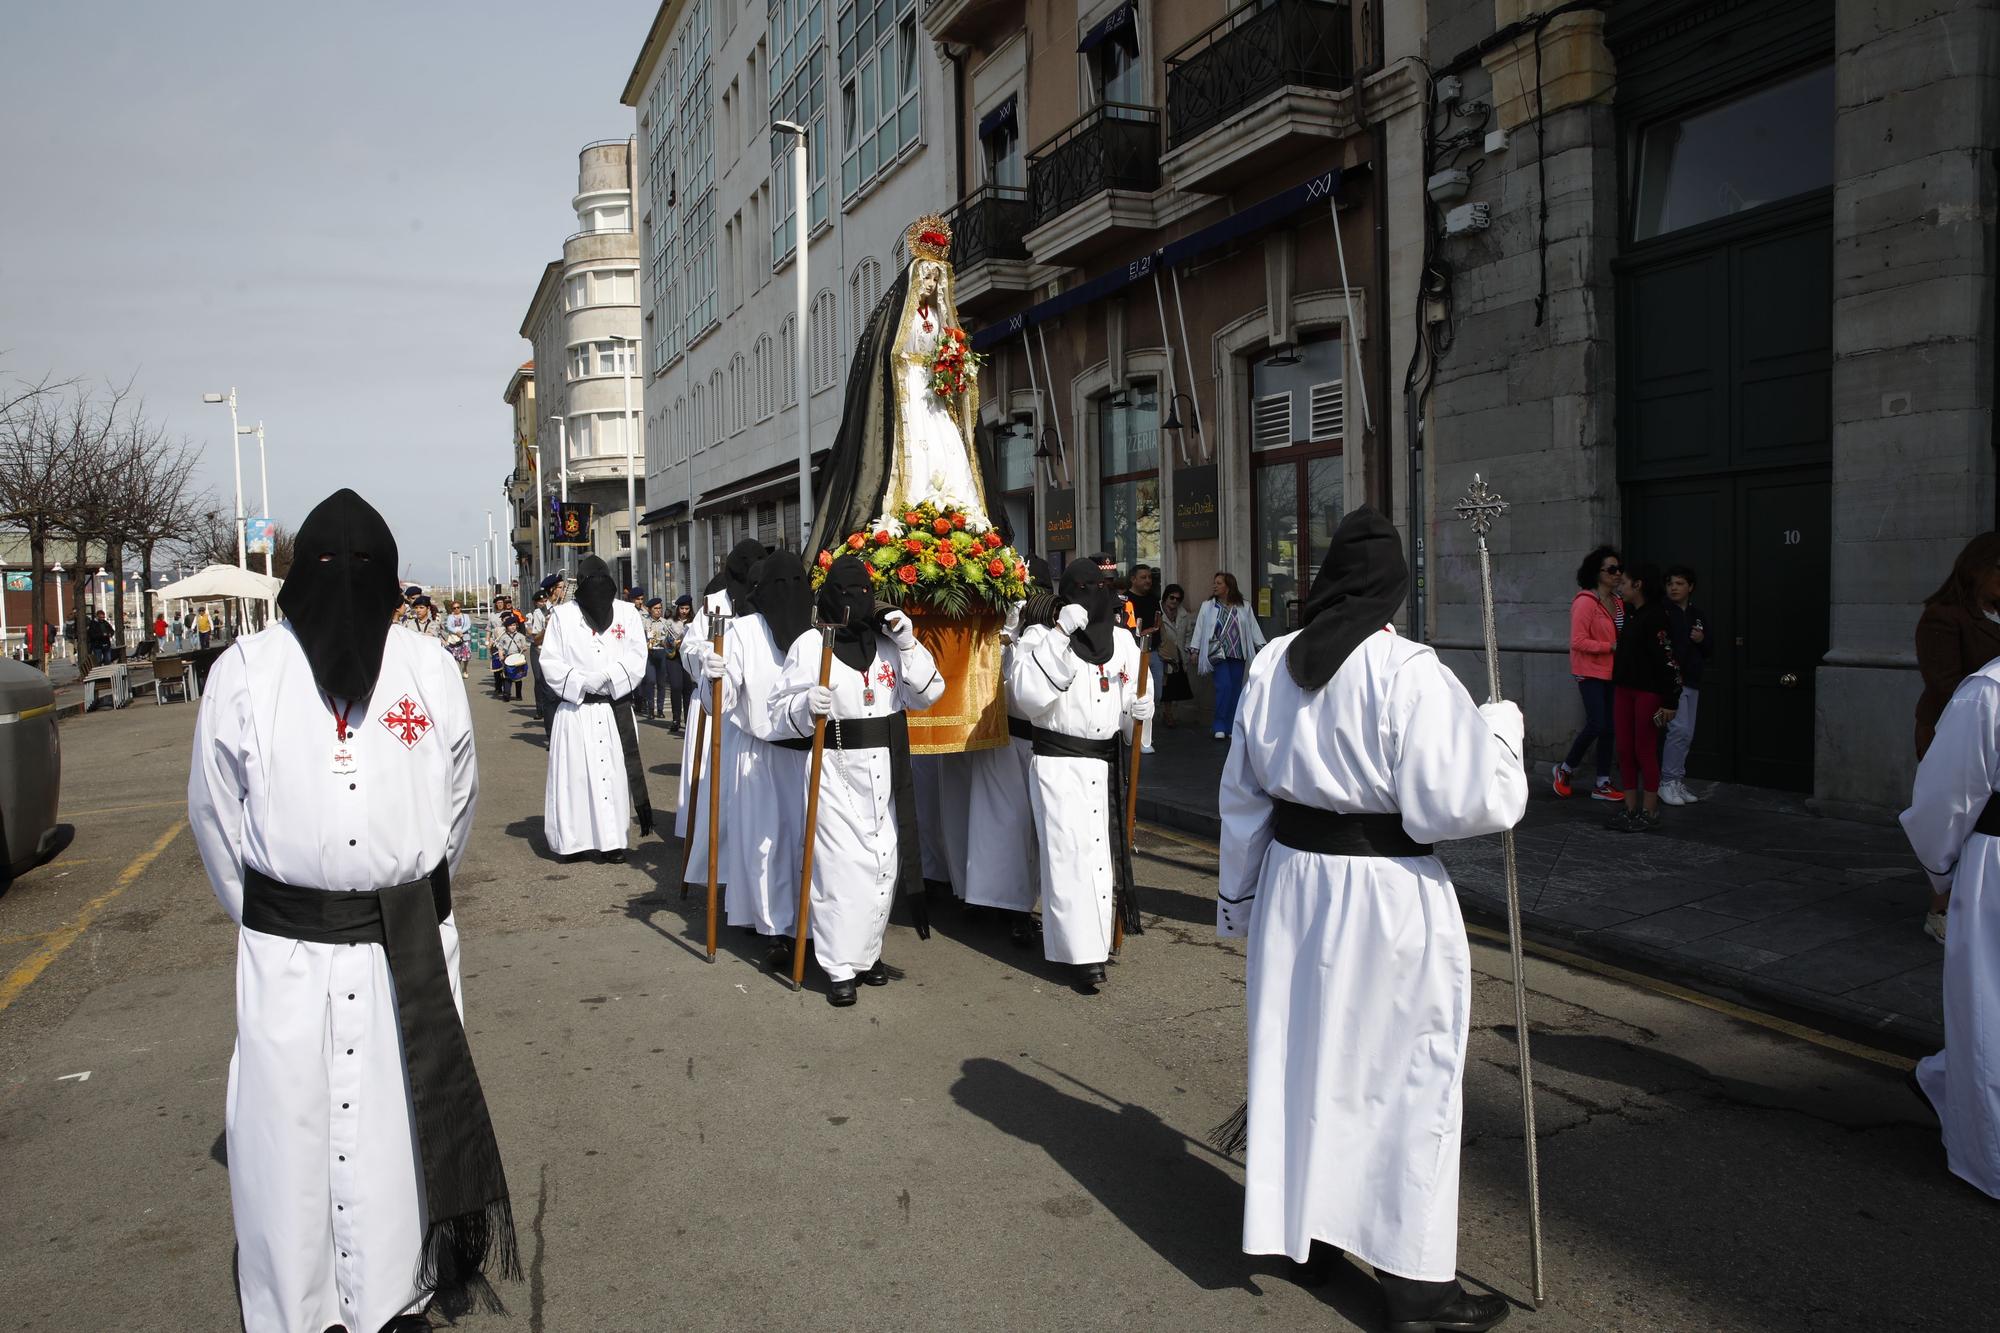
904;609;1007;755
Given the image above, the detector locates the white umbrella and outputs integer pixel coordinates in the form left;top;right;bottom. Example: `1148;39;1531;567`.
149;564;282;603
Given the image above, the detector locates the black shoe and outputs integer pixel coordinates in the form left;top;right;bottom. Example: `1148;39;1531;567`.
1075;962;1106;993
1010;915;1040;949
827;978;858;1007
765;940;795;973
601;848;627;864
1282;1241;1345;1288
859;960;889;987
1382;1276;1511;1333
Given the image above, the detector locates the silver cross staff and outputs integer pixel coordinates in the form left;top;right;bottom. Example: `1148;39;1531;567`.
1453;473;1546;1308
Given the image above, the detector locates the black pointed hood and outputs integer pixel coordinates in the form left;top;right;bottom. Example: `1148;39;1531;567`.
279;488;403;701
752;550;813;658
723;538;764;612
1058;559;1118;665
816;555;879;673
575;555;617;633
1286;505;1407;690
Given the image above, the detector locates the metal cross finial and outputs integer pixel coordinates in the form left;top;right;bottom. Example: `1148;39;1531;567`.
1454;473;1509;539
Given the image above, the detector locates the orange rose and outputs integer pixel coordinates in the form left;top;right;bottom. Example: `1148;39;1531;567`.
846;533;865;550
904;511;924;526
817;551;834;570
874;530;892;545
951;513;966;529
937;550;958;569
932;517;952;536
897;565;919;585
983;531;1002;549
1014;562;1028;581
987;557;1007;577
903;538;924;553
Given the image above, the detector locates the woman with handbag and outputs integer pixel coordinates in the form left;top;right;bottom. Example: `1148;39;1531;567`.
1191;572;1267;740
1157;583;1196;729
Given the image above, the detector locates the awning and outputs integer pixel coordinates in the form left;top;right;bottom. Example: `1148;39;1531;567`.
641;500;688;526
1078;2;1137;55
977;94;1017;141
969;166;1347;352
694;450;831;517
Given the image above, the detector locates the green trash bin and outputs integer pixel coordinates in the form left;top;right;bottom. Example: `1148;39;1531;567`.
0;659;63;886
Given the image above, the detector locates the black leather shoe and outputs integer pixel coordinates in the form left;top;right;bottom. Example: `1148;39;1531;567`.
827;978;858;1007
1010;915;1040;949
765;941;795;973
601;848;627;864
1075;962;1106;992
1382;1277;1511;1333
860;960;889;986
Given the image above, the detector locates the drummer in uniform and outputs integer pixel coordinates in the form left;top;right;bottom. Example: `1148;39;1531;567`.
492;612;532;703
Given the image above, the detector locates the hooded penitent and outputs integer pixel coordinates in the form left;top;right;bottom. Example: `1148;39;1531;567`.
1286;505;1409;691
278;488;404;701
1057;558;1119;665
752;550;813;658
722;538;765;611
574;555;618;633
816;555;879;673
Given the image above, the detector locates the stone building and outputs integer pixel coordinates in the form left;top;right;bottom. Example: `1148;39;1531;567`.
518;139;648;587
1413;0;1999;814
502;361;539;591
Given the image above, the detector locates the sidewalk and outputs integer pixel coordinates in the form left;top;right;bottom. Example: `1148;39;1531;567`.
1134;715;1944;1053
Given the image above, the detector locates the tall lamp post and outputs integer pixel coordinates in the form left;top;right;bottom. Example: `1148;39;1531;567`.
534;450;549;587
236;420;273;576
613;335;641;590
201;389;248;569
773;120;813;547
547;414;571;575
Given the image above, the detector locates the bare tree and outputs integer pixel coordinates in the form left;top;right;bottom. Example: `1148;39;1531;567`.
0;376;87;664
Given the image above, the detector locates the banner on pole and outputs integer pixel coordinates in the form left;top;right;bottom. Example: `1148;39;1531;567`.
3;572;32;591
245;516;275;553
553;502;594;548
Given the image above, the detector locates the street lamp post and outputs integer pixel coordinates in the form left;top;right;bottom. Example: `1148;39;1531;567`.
535;450;549;588
773;120;813;547
547;414;571;576
51;564;66;660
201;389;247;569
615;335;640;590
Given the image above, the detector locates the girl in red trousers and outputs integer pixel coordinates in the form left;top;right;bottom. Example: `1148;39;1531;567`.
1609;562;1683;832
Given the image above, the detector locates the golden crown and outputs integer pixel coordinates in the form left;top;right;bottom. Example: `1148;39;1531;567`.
907;213;953;263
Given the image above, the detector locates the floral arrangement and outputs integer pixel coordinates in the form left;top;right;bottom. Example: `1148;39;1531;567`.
930;326;982;403
814;500;1029;617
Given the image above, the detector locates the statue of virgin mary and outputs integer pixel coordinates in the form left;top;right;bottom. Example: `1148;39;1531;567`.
808;215;989;555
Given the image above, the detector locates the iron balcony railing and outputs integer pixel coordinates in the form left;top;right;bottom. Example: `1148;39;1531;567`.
1163;0;1354;150
946;185;1032;269
1025;103;1161;230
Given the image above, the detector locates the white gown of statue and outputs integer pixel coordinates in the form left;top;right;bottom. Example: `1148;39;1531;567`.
1902;663;2000;1200
883;301;988;528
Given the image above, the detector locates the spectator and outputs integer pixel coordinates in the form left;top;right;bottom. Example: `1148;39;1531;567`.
1610;562;1681;832
1191;571;1266;740
1913;530;2000;943
1659;566;1712;807
1128;564;1162;754
195;607;213;649
151;611;169;652
662;595;694;734
1157;582;1196;728
443;601;473;678
88;609;114;665
642;597;672;720
1551;545;1626;803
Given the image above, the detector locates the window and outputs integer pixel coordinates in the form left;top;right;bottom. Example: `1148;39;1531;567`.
980;96;1022;188
1087;6;1143;110
848;256;882;347
691;384;705;451
564;275;588;310
770;0;830;260
837;0;921;201
673;396;687;463
779;315;798;406
809;288;839;391
566;340;636;380
709;370;726;443
1249;332;1345;638
582;201;630;233
754;333;776;419
1098;381;1161;572
991;416;1037;552
1631;63;1833;241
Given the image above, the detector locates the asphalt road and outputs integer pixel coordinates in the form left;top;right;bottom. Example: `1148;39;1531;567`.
2;682;1995;1331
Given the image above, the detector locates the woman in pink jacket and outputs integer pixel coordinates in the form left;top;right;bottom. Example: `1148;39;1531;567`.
1552;545;1625;800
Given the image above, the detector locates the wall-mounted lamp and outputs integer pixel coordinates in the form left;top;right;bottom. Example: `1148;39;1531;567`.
1162;392;1199;434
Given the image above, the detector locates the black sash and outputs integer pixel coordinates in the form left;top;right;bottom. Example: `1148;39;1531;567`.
241;864;519;1305
1028;725;1142;935
582;691;655;837
1270;800;1434;858
1007;713;1034;743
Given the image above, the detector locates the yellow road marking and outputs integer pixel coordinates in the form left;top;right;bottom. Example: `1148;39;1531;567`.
59;799;189;819
1133;820;1916;1072
0;820;186;1013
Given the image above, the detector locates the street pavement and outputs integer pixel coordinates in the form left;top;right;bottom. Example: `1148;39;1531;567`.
2;680;1996;1331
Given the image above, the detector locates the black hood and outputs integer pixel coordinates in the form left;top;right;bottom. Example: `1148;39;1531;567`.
752;550;813;658
278;488;403;702
1286;505;1408;691
723;538;764;612
816;555;879;673
1058;560;1119;665
575;555;617;633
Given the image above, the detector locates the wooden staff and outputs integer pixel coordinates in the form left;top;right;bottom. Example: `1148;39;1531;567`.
789;623;837;991
703;613;730;963
1114;647;1151;954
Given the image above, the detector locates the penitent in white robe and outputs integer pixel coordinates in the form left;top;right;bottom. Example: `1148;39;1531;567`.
539;599;649;855
188;623;479;1333
769;630;944;981
1217;628;1526;1283
1008;622;1143;965
1902;663;2000;1200
962;614;1040;913
677;591;738;883
714;611;808;936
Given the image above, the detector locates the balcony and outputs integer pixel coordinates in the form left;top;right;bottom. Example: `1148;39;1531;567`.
923;0;1024;47
946;185;1036;313
1023;104;1161;265
1161;0;1357;193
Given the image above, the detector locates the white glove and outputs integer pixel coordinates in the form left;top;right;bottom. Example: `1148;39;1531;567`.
1128;695;1155;721
1002;601;1023;642
881;609;917;651
808;684;834;717
1478;700;1524;755
1058;604;1089;634
702;650;726;681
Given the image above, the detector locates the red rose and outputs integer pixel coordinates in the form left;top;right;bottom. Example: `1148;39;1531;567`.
904;511;924;526
1014;562;1028;581
937;550;958;569
903;538;924;553
817;551;833;570
983;531;1002;549
950;513;966;529
987;557;1006;577
932;517;952;535
874;530;892;546
846;533;865;550
897;565;919;585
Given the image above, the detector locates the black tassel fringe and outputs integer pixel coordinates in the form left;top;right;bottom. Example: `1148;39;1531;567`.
1209;1099;1249;1156
417;1196;522;1314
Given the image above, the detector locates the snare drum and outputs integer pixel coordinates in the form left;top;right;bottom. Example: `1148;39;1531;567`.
504;652;529;681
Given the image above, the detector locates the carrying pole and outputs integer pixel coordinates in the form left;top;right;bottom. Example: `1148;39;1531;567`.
1453;474;1545;1307
789;623;837;991
1115;647;1150;954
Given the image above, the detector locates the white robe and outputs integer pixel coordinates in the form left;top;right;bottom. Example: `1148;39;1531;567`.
962;618;1040;913
1008;623;1143;965
912;754;973;893
539;599;649;855
188;623;479;1333
715;611;808;935
770;630;945;981
1902;664;2000;1200
676;591;738;882
1217;628;1526;1282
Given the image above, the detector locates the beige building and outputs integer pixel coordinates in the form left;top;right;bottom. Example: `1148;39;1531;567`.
502;362;538;590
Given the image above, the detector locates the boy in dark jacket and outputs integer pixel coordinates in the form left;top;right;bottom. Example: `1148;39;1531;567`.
1611;563;1683;831
1660;565;1711;806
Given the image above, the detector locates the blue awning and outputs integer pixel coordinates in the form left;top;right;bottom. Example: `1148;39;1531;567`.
977;94;1017;140
1077;3;1137;55
969;166;1345;352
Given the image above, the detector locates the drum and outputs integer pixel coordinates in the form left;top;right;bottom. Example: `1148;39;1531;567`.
504;652;529;681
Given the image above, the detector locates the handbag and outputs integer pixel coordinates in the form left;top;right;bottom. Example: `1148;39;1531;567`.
1163;657;1194;703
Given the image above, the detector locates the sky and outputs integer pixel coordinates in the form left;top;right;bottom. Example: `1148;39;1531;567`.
0;0;656;586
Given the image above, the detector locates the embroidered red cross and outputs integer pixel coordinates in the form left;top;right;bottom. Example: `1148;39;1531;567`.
610;624;626;639
875;662;896;688
379;695;433;748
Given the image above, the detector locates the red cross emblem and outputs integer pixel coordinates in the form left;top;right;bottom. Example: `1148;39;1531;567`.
875;662;896;688
610;624;626;639
379;695;433;749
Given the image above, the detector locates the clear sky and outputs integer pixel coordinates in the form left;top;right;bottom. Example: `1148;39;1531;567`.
0;0;654;587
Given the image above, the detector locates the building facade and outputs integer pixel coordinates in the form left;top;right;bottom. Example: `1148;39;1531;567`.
518;140;648;587
623;0;955;601
503;362;538;592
